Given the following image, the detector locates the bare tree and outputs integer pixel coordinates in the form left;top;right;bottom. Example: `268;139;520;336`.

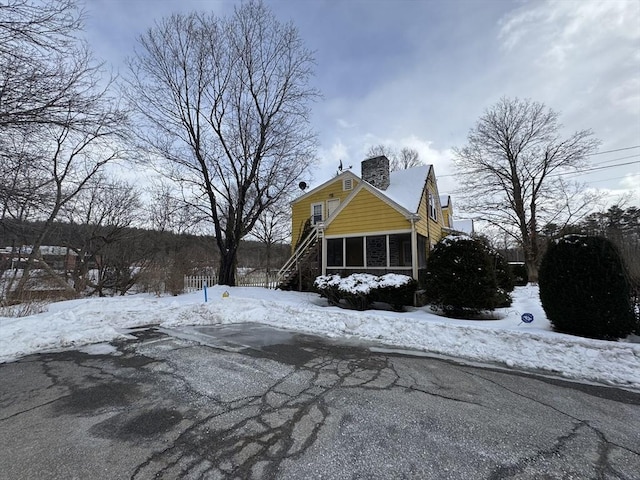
251;202;291;284
0;0;130;300
127;1;318;285
63;176;142;295
146;181;204;235
0;0;86;129
11;93;129;298
365;144;423;171
453;97;600;282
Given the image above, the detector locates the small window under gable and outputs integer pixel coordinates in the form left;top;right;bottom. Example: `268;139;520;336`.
343;178;353;191
428;193;438;221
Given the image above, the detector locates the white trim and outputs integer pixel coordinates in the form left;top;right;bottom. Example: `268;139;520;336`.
428;192;438;222
321;236;327;275
324;228;412;239
411;217;418;279
343;178;353;191
291;171;359;205
322;232;416;272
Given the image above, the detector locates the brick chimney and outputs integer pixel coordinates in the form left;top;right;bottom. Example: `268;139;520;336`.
361;155;390;190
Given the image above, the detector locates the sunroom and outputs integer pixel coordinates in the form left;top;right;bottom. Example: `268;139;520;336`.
322;231;429;279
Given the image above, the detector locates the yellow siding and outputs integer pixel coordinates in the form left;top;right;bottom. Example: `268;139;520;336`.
325;188;410;236
442;205;453;229
291;176;359;248
415;172;444;246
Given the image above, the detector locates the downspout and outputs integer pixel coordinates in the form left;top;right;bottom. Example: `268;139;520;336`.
410;216;418;280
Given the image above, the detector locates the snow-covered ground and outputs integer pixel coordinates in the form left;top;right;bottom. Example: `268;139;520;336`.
1;285;639;391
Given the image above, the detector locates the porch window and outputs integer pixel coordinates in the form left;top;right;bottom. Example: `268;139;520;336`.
326;238;343;267
389;233;411;267
366;235;386;267
345;236;364;267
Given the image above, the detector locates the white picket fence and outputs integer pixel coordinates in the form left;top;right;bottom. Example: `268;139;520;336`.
183;272;278;292
184;275;217;292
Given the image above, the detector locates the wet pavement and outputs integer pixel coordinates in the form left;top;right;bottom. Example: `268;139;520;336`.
1;323;639;479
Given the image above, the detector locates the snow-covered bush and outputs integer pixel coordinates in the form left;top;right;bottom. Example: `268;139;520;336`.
314;273;416;311
313;274;343;306
539;235;636;340
335;273;378;310
423;234;508;317
375;273;418;311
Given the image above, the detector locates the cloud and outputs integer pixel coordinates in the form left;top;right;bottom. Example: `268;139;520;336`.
499;0;639;67
620;172;640;193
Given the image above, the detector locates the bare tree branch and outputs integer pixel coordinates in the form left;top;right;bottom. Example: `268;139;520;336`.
127;1;318;285
453;97;601;281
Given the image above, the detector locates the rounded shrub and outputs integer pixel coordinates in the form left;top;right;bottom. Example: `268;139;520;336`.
538;235;636;340
424;234;502;317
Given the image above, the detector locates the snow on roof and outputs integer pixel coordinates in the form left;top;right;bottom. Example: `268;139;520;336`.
439;195;450;208
452;219;474;234
371;165;430;213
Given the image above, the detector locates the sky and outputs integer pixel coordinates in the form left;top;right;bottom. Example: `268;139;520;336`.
1;284;639;390
83;0;640;208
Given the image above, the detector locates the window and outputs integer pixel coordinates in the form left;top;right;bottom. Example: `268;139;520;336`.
389;233;411;267
345;237;364;267
343;178;353;191
327;238;343;267
366;236;386;267
428;193;437;221
311;203;323;224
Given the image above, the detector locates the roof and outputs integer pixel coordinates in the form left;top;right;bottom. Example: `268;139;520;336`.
291;164;433;216
290;170;358;204
369;165;430;213
439;195;450;208
452;219;474;234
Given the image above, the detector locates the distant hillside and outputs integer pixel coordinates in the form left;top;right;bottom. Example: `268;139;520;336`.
0;219;290;272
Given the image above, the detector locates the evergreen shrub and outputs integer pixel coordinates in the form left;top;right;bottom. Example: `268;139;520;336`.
508;263;529;286
538;235;636;340
424;234;509;317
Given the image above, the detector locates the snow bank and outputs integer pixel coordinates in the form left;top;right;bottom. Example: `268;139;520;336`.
1;285;638;391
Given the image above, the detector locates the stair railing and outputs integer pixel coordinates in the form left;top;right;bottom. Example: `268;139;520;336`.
277;225;319;285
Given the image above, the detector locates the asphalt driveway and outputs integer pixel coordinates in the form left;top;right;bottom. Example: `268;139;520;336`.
1;323;639;479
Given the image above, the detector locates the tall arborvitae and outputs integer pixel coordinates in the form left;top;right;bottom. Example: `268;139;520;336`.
539;235;636;340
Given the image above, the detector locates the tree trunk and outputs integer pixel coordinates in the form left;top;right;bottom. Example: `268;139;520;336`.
525;258;539;284
218;250;237;286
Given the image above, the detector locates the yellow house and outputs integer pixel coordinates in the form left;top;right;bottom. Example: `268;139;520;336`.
279;156;456;289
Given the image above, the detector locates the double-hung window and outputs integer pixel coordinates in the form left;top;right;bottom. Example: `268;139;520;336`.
428;193;438;221
311;203;323;224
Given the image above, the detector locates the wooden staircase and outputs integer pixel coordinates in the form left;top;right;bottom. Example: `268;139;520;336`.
277;226;320;290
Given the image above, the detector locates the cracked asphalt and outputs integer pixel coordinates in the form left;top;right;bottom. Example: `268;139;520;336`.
1;323;639;479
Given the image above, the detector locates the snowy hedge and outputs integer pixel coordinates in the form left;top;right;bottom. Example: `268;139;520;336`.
314;273;417;311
